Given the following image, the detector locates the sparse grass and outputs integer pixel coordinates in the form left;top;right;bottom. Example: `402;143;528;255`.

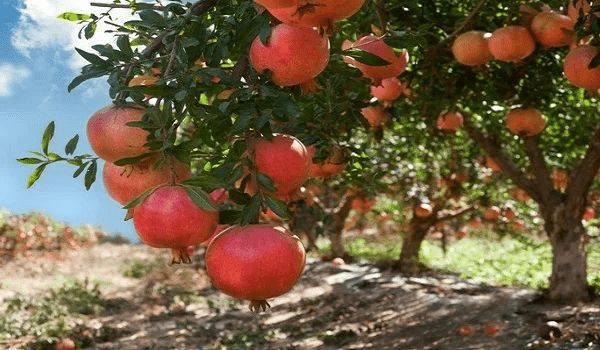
322;234;600;292
0;279;105;349
120;258;158;278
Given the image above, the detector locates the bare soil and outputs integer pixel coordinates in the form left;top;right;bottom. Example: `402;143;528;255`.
0;243;598;349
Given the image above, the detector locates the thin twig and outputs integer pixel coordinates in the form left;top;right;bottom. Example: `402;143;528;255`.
90;2;166;10
440;0;487;45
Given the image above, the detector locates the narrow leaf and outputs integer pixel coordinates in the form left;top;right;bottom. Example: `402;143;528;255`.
65;134;79;155
257;173;276;192
17;158;44;165
240;195;262;225
57;12;90;21
41;121;55;155
73;162;88;178
265;196;289;219
84;160;97;190
27;164;47;188
123;186;157;210
344;48;391;66
184;186;219;212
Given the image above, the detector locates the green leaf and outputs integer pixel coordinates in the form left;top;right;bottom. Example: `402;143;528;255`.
27;164;47;188
41;121;55;155
68;70;107;92
75;48;107;65
219;210;242;225
57;12;90;21
123;186;158;210
184;186;219;212
65;135;79;155
84;22;97;39
257;173;276;192
240;195;262;225
17;158;44;165
84;160;97;190
344;48;391;66
116;35;133;58
265;196;289;219
114;154;151;166
73;162;88;178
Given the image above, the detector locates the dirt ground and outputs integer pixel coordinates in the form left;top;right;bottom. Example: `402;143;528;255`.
0;243;598;349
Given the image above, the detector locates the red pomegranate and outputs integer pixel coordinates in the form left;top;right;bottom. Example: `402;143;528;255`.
254;134;310;198
452;31;493;66
344;35;409;80
512;219;526;231
457;325;475;336
205;224;306;312
583;207;596;220
505;108;545;136
484;206;501;221
361;106;389;128
267;0;365;29
55;338;76;350
352;197;376;213
133;185;219;263
469;217;483;228
511;186;530;202
437;112;464;131
456;228;469;239
254;0;297;9
414;203;433;218
483;324;502;337
103;157;191;205
307;145;347;178
332;257;345;267
370;77;404;101
249;24;330;87
503;208;516;221
87;105;149;162
486;156;501;172
564;46;600;90
531;11;574;47
488;26;536;62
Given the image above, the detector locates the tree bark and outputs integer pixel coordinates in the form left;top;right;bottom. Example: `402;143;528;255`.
326;195;355;259
397;217;434;273
542;203;590;302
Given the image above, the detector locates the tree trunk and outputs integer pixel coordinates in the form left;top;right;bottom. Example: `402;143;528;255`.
543;204;590;302
397;217;434;273
326;196;354;260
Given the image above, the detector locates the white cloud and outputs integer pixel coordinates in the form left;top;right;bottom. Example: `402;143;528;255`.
0;64;31;97
11;0;139;70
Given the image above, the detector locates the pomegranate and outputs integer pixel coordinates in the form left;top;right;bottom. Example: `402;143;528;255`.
552;169;568;189
361;105;389;128
488;26;536;62
249;24;330;87
103;157;191;205
583;207;595;220
437;111;464;131
458;325;475;336
456;228;469;239
485;156;501;172
484;206;501;221
512;219;526;231
414;203;433;218
370;77;404;102
87;105;149;162
55;338;76;350
511;187;530;202
505;108;545;136
307;145;347;178
564;46;600;90
332;257;345;267
255;0;297;9
469;217;483;228
531;11;574;47
503;208;516;221
484;324;502;337
344;35;409;80
205;224;306;312
254;134;310;198
210;188;229;204
352;197;376;213
267;0;365;29
452;31;493;66
133;185;218;263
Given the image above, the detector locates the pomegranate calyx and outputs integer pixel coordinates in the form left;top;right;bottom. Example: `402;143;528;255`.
170;248;192;264
249;299;271;313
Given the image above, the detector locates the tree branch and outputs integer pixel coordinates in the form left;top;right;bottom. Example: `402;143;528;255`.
90;2;165;10
565;124;600;212
522;135;555;204
439;0;487;45
436;205;474;223
462;112;542;202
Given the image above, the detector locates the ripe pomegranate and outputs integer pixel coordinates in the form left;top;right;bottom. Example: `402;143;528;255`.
370;77;404;102
505;108;545;136
512;219;526;231
415;203;433;218
249;24;330;87
87;105;149;162
511;187;530;202
488;26;536;62
458;325;475;336
254;0;297;9
552;169;568;189
452;31;493;66
531;11;574;47
484;206;501;221
583;207;596;220
103;157;191;205
205;224;306;312
486;156;501;172
307;145;347;178
55;338;76;350
332;257;345;267
133;185;219;263
483;323;502;337
361;106;389;128
267;0;365;29
344;35;409;80
503;208;517;221
254;134;310;198
469;217;483;228
456;228;469;239
564;46;600;90
352;197;376;213
437;111;464;131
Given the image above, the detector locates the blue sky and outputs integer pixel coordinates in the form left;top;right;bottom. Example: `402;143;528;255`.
0;0;138;239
